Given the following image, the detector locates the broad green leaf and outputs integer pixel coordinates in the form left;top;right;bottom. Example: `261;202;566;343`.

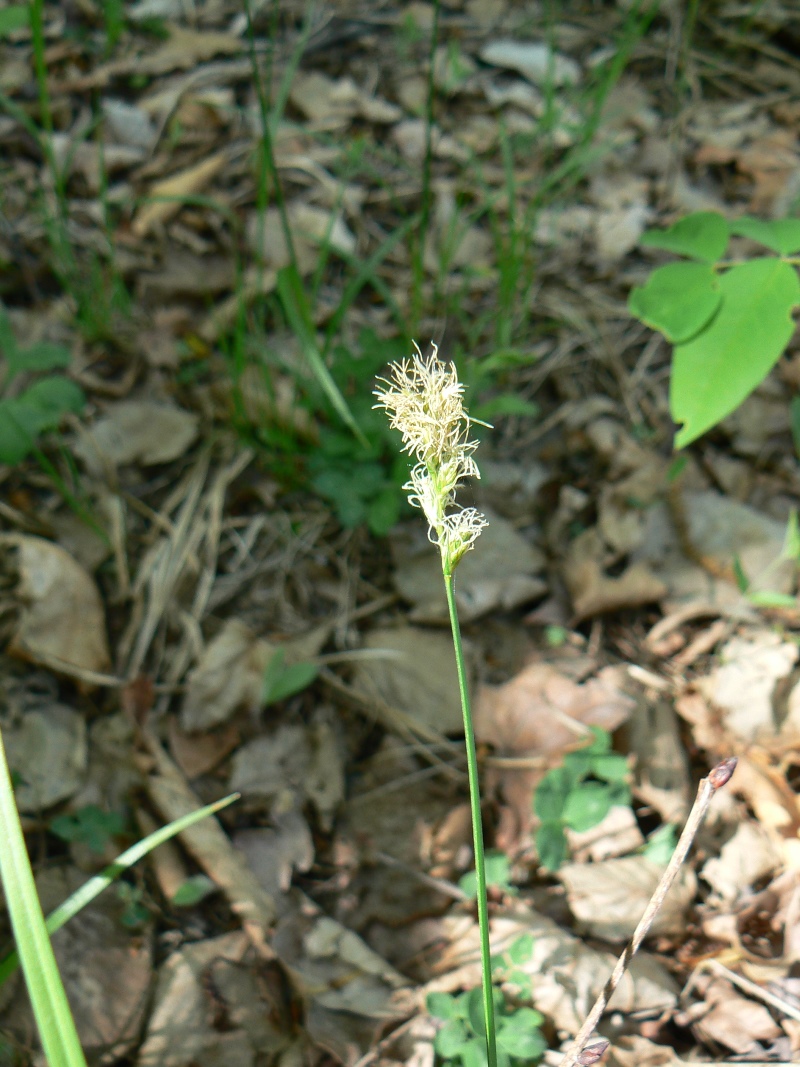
50;806;125;854
671;257;800;448
562;782;612;832
500;1007;544;1032
262;649;318;706
459;1036;490;1067
508;933;534;965
367;486;402;536
466;986;502;1038
640;211;729;262
171;875;216;907
533;767;571;821
642;823;676;866
17;376;85;428
535;821;566;871
497;1026;546;1061
434;1019;470;1058
507;969;533;995
628;261;721;343
590;753;629;783
730;216;800;255
427;992;459;1020
7;341;72;378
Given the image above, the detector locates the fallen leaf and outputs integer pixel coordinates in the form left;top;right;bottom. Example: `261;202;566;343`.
558;856;696;941
0;534;110;676
74;399;199;473
696;631;797;742
182;619;273;731
474;662;633;840
479;40;581;86
354;625;467;735
565;527;667;621
10;866;153;1062
702;821;782;903
235;810;315;899
391;507;547;623
229;710;344;830
691;975;782;1054
132;152;227;237
3;702;87;812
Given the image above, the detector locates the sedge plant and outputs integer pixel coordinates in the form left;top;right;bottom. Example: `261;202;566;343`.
374;346;496;1067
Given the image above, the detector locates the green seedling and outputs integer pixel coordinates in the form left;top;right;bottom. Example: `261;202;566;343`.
0;306;85;465
262;649;318;707
629;211;800;447
49;806;126;856
427;981;546;1067
170;875;217;908
534;727;630;872
490;933;535;999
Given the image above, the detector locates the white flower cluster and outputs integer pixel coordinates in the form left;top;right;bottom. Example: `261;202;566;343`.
374;343;487;571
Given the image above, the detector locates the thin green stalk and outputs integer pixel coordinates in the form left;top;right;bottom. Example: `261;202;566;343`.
443;571;497;1067
0;729;88;1067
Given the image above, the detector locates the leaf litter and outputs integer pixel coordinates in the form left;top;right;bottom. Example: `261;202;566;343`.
4;2;800;1066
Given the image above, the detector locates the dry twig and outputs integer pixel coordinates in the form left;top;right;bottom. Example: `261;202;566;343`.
558;757;738;1067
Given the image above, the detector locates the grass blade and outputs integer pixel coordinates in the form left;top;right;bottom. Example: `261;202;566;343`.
0;793;240;988
0;731;87;1067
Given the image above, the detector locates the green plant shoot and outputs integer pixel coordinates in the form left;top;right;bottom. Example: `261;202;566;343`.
375;346;496;1067
628;211;800;448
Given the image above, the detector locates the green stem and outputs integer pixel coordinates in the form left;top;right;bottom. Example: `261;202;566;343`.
443;569;497;1067
0;729;88;1067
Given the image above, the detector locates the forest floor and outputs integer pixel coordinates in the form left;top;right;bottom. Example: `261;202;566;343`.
3;1;800;1065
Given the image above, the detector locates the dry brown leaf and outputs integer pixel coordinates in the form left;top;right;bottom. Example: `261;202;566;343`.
355;625;467;735
181;619;274;731
691;976;782;1054
565;528;667;622
132;152;227;237
558;856;696;941
696;631;798;743
74;399;199;473
136;930;288;1067
391;508;547;623
702;821;782;903
3;702;87;812
0;534;110;676
474;662;633;839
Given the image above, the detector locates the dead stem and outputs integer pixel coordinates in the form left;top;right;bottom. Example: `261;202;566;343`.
558;757;738;1067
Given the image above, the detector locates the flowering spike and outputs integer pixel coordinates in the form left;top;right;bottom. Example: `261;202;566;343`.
374;343;487;571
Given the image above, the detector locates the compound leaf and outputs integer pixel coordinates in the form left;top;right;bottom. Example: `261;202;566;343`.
628;261;721;343
536;821;567;872
427;992;459;1020
640;211;729;262
671;257;800;447
731;216;800;255
562;781;612;832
